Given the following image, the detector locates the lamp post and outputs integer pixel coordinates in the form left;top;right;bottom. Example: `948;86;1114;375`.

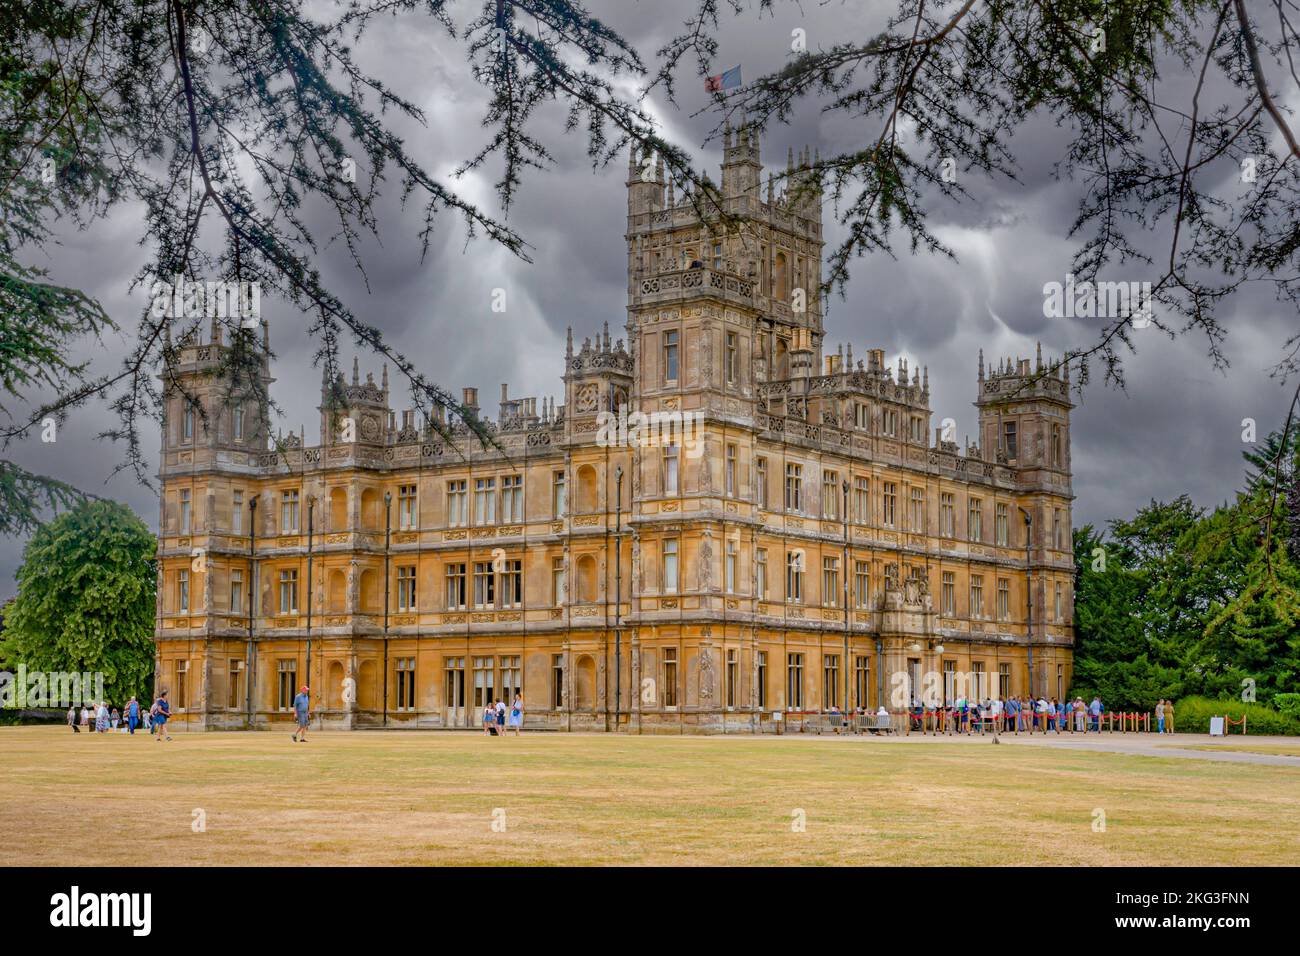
614;465;623;732
383;491;391;727
1019;505;1033;699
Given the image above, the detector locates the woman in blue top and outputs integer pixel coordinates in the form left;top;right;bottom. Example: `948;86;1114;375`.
152;690;172;741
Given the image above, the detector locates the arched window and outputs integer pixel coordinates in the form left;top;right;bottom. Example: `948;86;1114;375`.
576;554;598;604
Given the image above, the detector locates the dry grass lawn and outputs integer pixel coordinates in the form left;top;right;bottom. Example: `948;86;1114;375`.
2;726;1296;866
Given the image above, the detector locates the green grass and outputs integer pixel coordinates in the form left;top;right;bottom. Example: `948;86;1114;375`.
1;726;1297;866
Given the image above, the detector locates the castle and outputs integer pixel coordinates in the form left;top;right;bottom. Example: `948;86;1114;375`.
153;127;1076;731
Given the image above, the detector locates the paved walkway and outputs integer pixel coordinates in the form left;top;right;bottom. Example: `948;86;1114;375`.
867;729;1300;767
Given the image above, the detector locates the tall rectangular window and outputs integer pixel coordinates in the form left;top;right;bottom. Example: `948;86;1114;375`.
970;575;984;618
756;457;768;508
854;477;870;523
499;559;522;608
552;471;566;517
1051;424;1062;467
968;498;983;543
942;571;955;616
445;657;465;710
445;563;467;610
230;569;243;614
662;445;679;495
183;403;195;441
232;490;243;534
474;478;496;525
997;577;1010;620
663;648;678;707
786;653;804;710
756;548;768;599
1053;509;1064;550
397;565;417;611
398;484;418;530
940;492;955;537
227;659;244;709
909;487;925;531
726;649;738;709
855;656;870;710
662;539;679;593
822;557;839;607
473;656;495;708
822;470;839;519
500;475;523;523
757;651;767;709
725;539;738;594
280;489;299;533
725;444;738;496
447;480;467;527
179;489;192;535
473;561;495;608
175;660;189;709
881;482;897;528
1054;581;1063;621
725;332;738;384
551;557;566;605
1003;420;1018;459
276;659;296;711
786;551;804;604
233;405;244;441
395;658;416;711
279;568;298;613
663;330;679;382
500;656;521;704
177;569;190;612
854;560;870;609
996;503;1009;546
999;663;1012;700
552;654;565;709
823;655;840;709
784;463;802;512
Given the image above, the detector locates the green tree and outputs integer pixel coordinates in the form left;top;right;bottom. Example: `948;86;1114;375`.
1;500;156;706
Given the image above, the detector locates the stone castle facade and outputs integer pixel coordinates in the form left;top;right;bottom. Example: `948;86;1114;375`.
153;128;1076;731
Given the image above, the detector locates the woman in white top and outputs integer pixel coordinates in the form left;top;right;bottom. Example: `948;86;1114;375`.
509;694;524;735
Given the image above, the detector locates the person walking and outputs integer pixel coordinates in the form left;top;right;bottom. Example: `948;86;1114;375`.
291;685;311;742
151;690;172;741
95;701;109;733
1089;696;1102;733
67;704;79;733
509;693;524;736
495;697;507;738
110;707;120;731
1164;698;1176;734
79;704;91;732
126;696;140;735
1155;699;1166;734
483;700;496;735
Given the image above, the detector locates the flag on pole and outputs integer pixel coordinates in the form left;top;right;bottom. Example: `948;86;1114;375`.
705;65;742;93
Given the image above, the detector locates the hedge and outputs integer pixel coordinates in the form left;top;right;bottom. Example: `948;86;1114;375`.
1174;696;1300;736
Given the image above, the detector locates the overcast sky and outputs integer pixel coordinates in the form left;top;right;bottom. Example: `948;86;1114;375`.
3;0;1295;598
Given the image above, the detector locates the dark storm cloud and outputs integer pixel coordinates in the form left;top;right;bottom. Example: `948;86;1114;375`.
2;0;1295;596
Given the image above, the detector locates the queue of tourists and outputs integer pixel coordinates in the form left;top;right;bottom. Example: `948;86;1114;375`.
65;691;174;740
902;695;1176;734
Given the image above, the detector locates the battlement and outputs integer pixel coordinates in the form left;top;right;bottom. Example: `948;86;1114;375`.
976;343;1073;408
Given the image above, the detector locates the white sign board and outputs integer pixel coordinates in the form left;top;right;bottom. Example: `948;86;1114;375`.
1209;716;1225;736
773;711;783;722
